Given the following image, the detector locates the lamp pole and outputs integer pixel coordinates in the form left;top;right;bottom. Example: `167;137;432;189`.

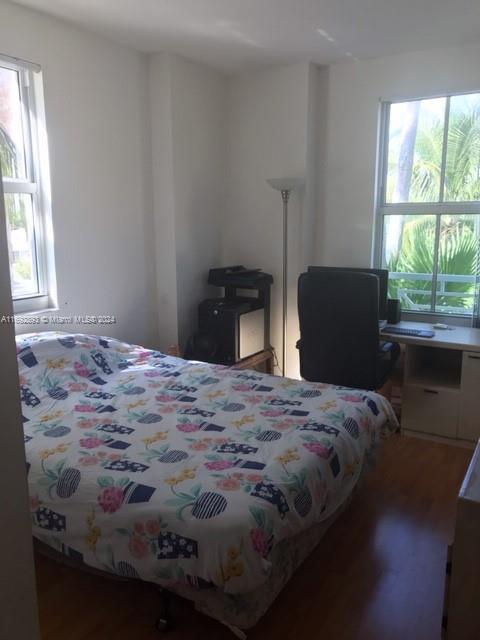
280;189;290;377
267;177;304;378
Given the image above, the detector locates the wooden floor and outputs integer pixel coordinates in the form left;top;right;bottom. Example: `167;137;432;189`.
36;435;472;640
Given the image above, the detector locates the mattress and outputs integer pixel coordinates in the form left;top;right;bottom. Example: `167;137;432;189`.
18;332;396;608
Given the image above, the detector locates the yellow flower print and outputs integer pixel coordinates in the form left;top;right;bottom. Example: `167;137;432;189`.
180;467;197;480
40;443;70;460
40;410;64;423
229;560;244;577
227;547;240;561
232;415;255;428
344;458;359;477
320;400;337;411
143;431;168;446
164;476;180;486
207;390;225;400
85;510;101;552
128;399;147;410
218;544;244;583
47;358;69;369
275;447;300;465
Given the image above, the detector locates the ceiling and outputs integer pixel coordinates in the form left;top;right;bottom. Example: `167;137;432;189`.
9;0;480;73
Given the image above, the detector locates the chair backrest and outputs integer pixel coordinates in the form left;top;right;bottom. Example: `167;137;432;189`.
297;270;380;389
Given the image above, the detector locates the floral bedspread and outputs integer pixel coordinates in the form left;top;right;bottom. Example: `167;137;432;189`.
18;332;396;595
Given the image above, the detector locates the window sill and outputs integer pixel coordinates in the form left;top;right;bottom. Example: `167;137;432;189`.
401;310;473;327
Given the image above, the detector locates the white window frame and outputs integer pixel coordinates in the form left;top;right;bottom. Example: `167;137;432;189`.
374;92;480;319
0;53;56;313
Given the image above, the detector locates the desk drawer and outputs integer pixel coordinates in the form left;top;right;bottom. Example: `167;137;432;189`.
402;384;459;438
459;392;480;441
461;351;480;393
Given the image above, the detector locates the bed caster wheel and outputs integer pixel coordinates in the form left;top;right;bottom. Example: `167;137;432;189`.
155;616;169;632
155;589;171;632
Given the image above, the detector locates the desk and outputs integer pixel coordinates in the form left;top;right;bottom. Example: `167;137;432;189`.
381;321;480;445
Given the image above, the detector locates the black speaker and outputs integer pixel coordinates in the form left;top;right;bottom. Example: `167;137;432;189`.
387;298;401;324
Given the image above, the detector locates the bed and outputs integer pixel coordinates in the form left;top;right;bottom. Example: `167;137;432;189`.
18;331;397;635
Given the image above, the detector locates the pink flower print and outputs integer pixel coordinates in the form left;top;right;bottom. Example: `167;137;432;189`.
244;395;263;405
160;405;177;414
274;419;299;431
144;371;162;378
156;394;176;402
261;409;284;417
79;456;99;466
205;459;235;471
231;472;244;479
232;383;252;392
75;404;96;413
214;437;228;445
340;394;363;403
177;422;200;433
134;522;145;535
246;473;263;483
145;519;161;536
250;528;270;557
19;374;28;386
97;486;124;513
30;495;40;511
128;534;149;559
217;477;241;491
303;442;331;458
108;453;122;461
77;418;98;429
74;361;92;378
68;381;88;392
79;436;104;449
190;441;210;451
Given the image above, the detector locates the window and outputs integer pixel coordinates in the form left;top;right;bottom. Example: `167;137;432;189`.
376;93;480;316
0;55;55;312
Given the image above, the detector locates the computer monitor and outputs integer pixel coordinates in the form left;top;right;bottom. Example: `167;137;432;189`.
307;265;389;320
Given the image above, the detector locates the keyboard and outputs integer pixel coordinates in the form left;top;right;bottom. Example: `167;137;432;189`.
381;325;435;338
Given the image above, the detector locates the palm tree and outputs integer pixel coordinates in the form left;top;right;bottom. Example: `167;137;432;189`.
388;216;479;312
0;125;17;178
408;100;480;202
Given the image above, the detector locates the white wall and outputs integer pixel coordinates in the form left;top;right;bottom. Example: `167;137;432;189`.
0;181;40;640
150;53;226;349
316;41;480;268
0;2;157;347
223;62;320;377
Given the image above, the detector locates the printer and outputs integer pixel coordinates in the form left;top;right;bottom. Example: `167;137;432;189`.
187;266;273;365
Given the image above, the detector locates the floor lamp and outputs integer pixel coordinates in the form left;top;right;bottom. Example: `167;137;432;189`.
267;177;305;376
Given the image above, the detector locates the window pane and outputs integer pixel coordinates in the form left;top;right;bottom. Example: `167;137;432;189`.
435;214;479;314
0;66;27;179
5;193;38;297
444;94;480;202
386;98;445;203
382;214;436;311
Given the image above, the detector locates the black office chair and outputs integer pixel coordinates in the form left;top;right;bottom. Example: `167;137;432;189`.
297;270;399;390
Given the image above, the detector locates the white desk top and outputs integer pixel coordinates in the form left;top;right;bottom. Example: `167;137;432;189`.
381;320;480;352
